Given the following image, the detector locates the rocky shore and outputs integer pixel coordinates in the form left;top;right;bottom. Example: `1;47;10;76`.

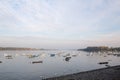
43;65;120;80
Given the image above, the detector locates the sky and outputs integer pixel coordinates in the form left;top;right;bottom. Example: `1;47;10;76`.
0;0;120;49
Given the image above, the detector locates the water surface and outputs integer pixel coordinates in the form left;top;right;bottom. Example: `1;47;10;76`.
0;50;120;80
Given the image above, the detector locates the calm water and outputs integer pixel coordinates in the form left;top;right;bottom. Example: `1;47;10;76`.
0;50;120;80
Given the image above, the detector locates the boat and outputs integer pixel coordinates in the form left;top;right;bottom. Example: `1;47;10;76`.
39;54;46;58
63;53;70;57
4;54;13;59
0;61;2;63
50;54;55;57
72;54;77;57
98;62;108;64
27;54;39;58
65;57;71;61
32;61;43;64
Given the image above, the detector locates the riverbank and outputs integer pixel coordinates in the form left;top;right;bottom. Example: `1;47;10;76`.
44;65;120;80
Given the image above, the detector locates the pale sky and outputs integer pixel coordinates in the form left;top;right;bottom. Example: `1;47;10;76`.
0;0;120;49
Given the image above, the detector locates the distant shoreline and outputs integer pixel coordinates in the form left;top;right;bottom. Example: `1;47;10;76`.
0;47;61;51
78;46;120;52
0;47;41;51
44;65;120;80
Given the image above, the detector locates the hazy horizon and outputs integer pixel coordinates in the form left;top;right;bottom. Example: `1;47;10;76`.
0;0;120;49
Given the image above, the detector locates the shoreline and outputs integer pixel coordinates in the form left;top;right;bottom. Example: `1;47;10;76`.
43;65;120;80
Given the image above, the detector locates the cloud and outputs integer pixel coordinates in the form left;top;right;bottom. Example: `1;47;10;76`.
0;0;120;48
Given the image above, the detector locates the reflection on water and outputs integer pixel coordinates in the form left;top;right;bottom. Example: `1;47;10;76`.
0;50;120;80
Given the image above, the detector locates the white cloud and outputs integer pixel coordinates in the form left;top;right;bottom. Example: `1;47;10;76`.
0;0;120;48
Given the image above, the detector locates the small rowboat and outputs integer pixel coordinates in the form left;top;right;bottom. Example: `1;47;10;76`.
32;61;43;64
